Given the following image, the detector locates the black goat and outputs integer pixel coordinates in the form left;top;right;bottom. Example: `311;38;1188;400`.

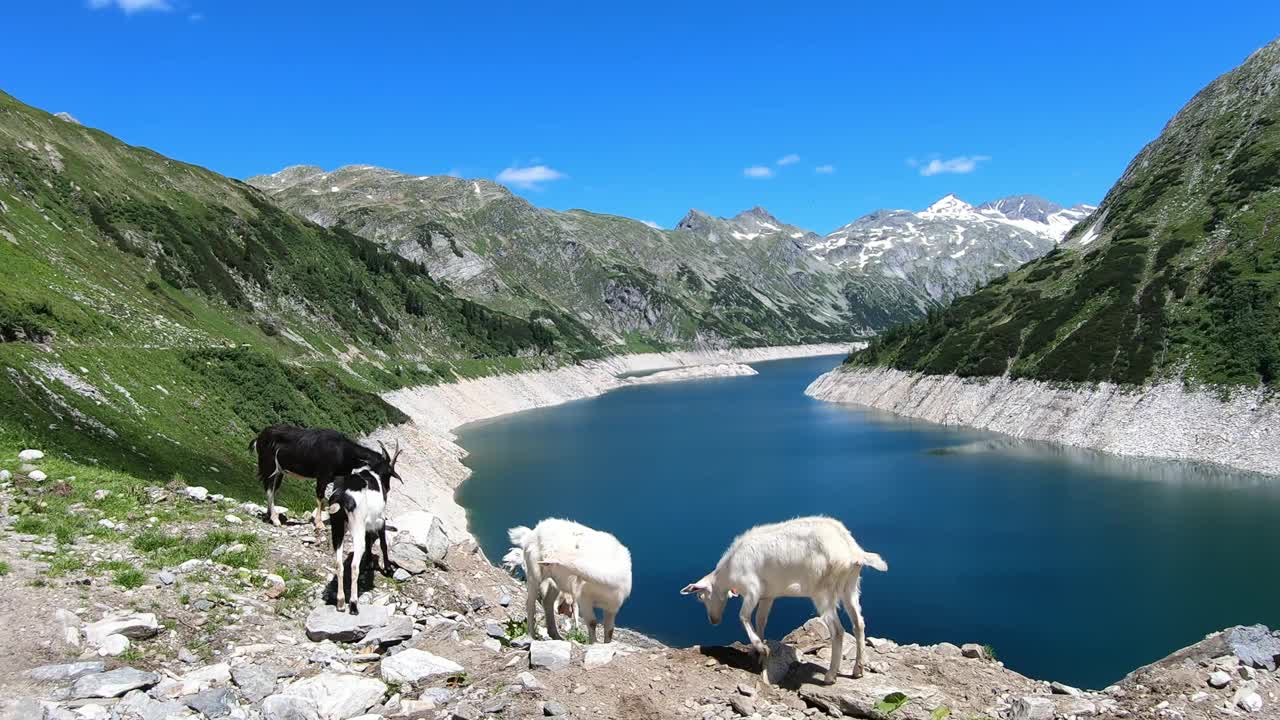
329;464;393;613
249;425;402;529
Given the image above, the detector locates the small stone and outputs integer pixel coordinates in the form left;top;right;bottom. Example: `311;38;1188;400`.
92;489;110;501
530;640;572;671
1209;670;1232;688
84;612;160;645
737;684;756;697
361;615;414;647
225;515;242;524
280;672;387;720
393;568;411;582
29;470;47;482
499;594;512;607
483;638;502;652
185;486;209;501
1235;688;1264;713
179;648;200;664
18;449;45;461
1190;692;1210;703
1240;665;1257;680
0;469;10;483
261;694;321;720
156;570;176;586
934;642;962;657
485;621;507;639
232;664;278;703
452;703;481;720
584;644;617;669
482;697;509;714
97;634;130;657
185;688;234;718
961;643;986;659
517;671;544;690
543;701;567;716
729;696;756;716
1051;681;1082;696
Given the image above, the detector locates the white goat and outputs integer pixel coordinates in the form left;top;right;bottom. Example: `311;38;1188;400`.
680;516;887;684
508;519;633;644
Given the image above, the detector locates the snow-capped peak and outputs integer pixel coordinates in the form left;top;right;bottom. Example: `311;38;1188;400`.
922;194;974;217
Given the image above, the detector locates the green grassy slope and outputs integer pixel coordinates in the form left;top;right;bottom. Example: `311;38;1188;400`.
851;39;1280;390
0;90;587;507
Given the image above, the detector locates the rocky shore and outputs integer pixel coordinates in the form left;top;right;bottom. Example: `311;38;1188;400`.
370;344;848;540
805;366;1280;477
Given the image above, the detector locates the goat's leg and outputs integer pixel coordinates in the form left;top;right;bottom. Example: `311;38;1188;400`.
738;596;771;682
843;578;867;679
542;584;563;640
332;512;348;612
262;457;283;526
754;596;774;640
602;610;616;644
313;475;332;531
347;520;365;614
582;602;597;644
524;567;541;640
378;525;393;574
824;608;844;684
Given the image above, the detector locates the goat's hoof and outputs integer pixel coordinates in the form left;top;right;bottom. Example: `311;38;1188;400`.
851;664;865;679
335;603;347;614
348;603;359;614
822;675;837;686
269;517;281;527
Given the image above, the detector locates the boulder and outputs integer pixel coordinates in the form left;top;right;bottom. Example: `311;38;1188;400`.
304;604;392;642
380;649;464;684
762;640;798;685
1224;625;1280;671
261;695;321;720
84;612;160;645
28;661;106;683
530;640;572;671
1010;696;1054;720
232;664;278;703
583;643;618;669
277;673;386;720
71;667;160;699
185;486;210;501
97;634;130;657
18;449;44;461
386;511;449;574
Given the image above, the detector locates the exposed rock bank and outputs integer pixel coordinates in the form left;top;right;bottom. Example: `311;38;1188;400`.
805;366;1280;476
372;344;848;540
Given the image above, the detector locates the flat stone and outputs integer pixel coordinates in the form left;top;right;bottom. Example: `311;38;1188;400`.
28;661;106;682
737;683;756;697
71;667;160;699
184;663;231;686
19;449;45;461
1050;681;1082;696
484;621;507;639
279;673;387;720
304;604;392;642
530;640;572;671
729;696;755;716
184;688;234;718
380;648;464;684
1209;670;1232;688
1010;696;1054;720
361;615;414;647
232;664;278;703
84;612;161;645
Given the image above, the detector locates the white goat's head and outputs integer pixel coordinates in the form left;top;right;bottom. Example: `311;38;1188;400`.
680;573;735;625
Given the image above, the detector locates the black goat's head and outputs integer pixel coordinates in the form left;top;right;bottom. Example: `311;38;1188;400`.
376;440;404;484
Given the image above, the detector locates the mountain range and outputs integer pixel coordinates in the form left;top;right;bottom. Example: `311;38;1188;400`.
852;37;1280;389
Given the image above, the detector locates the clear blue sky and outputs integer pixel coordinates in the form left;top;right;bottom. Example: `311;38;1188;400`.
4;2;1277;232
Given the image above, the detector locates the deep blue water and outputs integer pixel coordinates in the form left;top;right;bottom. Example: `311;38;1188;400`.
456;355;1280;688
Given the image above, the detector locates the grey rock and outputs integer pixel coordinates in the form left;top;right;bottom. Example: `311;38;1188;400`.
1235;687;1264;713
185;486;210;501
54;609;82;650
960;643;986;659
484;621;506;640
1010;696;1054;720
392;568;411;582
0;470;11;484
28;661;105;682
509;635;532;650
380;648;464;684
192;599;215;612
361;615;414;647
304;604;392;642
156;570;176;586
232;664;278;703
516;671;544;690
583;644;617;669
736;684;756;697
97;633;131;656
71;667;160;698
18;449;45;461
530;640;572;671
729;696;755;716
261;695;321;720
543;701;567;717
84;612;161;645
452;703;481;720
1209;670;1232;688
117;691;192;720
179;648;200;664
1224;625;1280;671
499;594;512;607
934;642;961;657
4;699;45;720
762;640;798;685
1050;681;1082;696
420;688;452;706
482;697;508;714
184;688;234;718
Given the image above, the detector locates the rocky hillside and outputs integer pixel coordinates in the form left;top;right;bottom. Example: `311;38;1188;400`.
250;165;932;348
807;194;1093;303
6;447;1280;720
850;38;1280;389
0;89;589;508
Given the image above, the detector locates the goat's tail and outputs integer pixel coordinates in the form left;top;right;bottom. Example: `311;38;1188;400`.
507;525;533;548
860;551;888;573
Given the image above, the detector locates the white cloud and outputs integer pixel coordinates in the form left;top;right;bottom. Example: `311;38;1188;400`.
88;0;173;13
776;153;800;166
640;220;662;229
743;165;775;179
496;165;567;190
917;155;991;176
815;164;835;174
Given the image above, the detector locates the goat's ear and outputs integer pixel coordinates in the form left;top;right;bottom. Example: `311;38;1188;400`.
680;580;709;596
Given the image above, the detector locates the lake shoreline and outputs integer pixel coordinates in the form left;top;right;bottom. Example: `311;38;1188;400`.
806;365;1280;478
368;343;850;542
